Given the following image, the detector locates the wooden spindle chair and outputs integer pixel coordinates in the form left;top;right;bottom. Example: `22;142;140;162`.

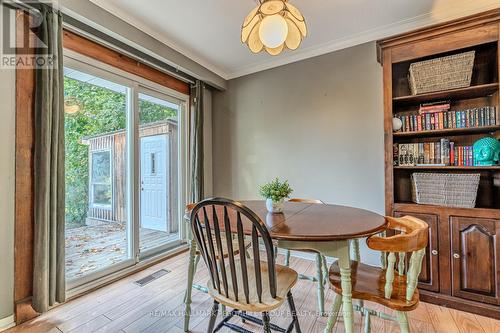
183;203;252;331
191;198;301;333
325;216;428;333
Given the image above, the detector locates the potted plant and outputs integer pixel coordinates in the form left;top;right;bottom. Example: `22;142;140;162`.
260;178;293;213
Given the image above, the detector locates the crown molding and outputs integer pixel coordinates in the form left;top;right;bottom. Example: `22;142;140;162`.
88;0;232;80
89;0;500;81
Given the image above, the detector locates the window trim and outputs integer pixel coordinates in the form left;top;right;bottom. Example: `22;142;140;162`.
89;148;113;210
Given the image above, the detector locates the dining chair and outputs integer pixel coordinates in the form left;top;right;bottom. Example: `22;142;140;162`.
283;198;362;315
190;198;301;333
325;216;428;333
183;203;251;332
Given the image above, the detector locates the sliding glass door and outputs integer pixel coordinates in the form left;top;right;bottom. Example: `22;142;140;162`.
138;90;181;256
63;53;187;288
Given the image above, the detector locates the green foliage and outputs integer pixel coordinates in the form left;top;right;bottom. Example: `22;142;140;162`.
259;178;293;202
64;77;177;227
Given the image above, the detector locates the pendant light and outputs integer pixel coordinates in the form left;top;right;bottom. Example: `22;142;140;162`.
241;0;307;55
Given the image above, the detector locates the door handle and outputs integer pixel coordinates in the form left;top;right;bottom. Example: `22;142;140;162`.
431;250;438;256
453;253;460;259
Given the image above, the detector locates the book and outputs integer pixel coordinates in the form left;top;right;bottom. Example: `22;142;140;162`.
450;142;455;166
393;144;399;166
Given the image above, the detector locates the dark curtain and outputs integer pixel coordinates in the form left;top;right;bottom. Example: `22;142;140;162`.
190;81;204;203
32;4;65;313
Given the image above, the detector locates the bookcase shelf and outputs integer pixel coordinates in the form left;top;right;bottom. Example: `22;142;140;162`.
394;165;500;170
379;11;500;319
392;83;498;106
393;125;500;138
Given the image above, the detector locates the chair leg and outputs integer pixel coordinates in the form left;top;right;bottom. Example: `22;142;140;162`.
284;249;291;266
184;241;198;332
322;255;329;285
207;301;220;333
324;293;342;333
363;308;371;333
287;291;302;333
262;312;272;333
315;253;325;315
396;311;410;333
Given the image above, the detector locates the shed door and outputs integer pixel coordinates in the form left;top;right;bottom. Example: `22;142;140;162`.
140;134;169;232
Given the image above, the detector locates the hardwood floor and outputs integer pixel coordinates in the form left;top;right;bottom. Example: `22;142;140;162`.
7;251;500;333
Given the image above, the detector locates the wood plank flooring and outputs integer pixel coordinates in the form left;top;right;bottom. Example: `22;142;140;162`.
7;251;500;333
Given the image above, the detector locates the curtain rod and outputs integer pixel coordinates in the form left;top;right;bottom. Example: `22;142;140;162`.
2;0;42;17
3;1;198;86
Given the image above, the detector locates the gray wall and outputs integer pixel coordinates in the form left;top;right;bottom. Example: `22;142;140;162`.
212;42;384;265
0;67;16;322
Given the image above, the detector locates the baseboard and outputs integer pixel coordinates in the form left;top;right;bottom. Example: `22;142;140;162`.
0;315;15;332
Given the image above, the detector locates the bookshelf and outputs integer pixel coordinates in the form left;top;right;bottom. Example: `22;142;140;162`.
378;9;500;320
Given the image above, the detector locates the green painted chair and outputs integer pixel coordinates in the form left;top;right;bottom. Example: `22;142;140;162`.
324;215;428;333
280;198;361;316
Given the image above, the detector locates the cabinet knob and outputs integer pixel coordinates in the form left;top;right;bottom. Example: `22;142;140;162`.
453;253;460;259
431;250;438;256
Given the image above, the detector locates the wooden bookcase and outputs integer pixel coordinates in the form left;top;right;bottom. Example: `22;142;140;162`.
378;9;500;319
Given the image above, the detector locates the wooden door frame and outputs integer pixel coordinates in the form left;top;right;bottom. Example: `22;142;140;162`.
14;20;190;324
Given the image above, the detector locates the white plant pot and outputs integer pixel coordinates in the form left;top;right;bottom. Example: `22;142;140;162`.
266;198;284;213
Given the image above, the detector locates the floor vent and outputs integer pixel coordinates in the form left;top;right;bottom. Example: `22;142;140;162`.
134;269;170;287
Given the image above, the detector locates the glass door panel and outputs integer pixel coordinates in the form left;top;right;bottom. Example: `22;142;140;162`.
138;91;181;255
64;66;132;282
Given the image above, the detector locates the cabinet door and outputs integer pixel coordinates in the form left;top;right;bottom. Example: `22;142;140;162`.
394;211;439;292
450;216;500;305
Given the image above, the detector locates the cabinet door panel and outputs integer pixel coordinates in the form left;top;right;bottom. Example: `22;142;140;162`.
394;211;439;292
450;216;499;305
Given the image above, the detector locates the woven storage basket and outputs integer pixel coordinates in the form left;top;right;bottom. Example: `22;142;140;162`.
411;173;480;208
408;51;475;95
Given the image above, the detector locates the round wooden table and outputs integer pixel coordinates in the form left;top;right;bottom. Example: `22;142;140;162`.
184;200;387;333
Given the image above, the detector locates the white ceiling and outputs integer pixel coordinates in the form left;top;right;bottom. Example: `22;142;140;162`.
89;0;500;80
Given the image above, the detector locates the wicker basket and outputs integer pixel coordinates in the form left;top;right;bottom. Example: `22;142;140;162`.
411;173;480;208
408;51;475;95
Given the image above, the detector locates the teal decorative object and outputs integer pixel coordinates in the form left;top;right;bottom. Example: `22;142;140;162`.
473;137;500;166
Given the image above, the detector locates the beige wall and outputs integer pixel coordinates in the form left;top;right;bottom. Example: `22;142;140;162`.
0;67;16;322
212;42;384;264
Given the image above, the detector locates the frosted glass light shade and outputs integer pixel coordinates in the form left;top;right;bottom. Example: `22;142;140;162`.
259;15;288;48
241;0;307;56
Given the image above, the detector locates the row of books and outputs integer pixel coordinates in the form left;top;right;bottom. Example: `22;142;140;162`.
397;106;497;132
394;139;475;166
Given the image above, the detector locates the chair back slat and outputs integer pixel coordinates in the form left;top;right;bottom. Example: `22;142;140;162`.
385;252;396;298
223;206;239;301
202;207;221;293
398;252;405;275
368;216;428;301
193;214;218;292
236;212;250;303
190;198;277;305
212;206;229;297
252;225;263;303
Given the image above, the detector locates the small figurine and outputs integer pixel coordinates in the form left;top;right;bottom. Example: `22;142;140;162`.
473;137;500;166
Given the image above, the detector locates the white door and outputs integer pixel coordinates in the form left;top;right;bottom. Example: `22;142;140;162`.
140;135;169;232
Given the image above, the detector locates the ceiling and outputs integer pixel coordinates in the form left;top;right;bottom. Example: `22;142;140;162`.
89;0;500;80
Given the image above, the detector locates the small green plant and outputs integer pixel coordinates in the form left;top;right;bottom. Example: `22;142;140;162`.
259;178;293;202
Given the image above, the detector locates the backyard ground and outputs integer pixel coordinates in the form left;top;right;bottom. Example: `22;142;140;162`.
65;222;178;280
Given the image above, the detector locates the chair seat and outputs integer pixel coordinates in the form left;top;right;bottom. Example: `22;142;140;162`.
208;259;298;312
328;260;419;311
195;236;251;259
